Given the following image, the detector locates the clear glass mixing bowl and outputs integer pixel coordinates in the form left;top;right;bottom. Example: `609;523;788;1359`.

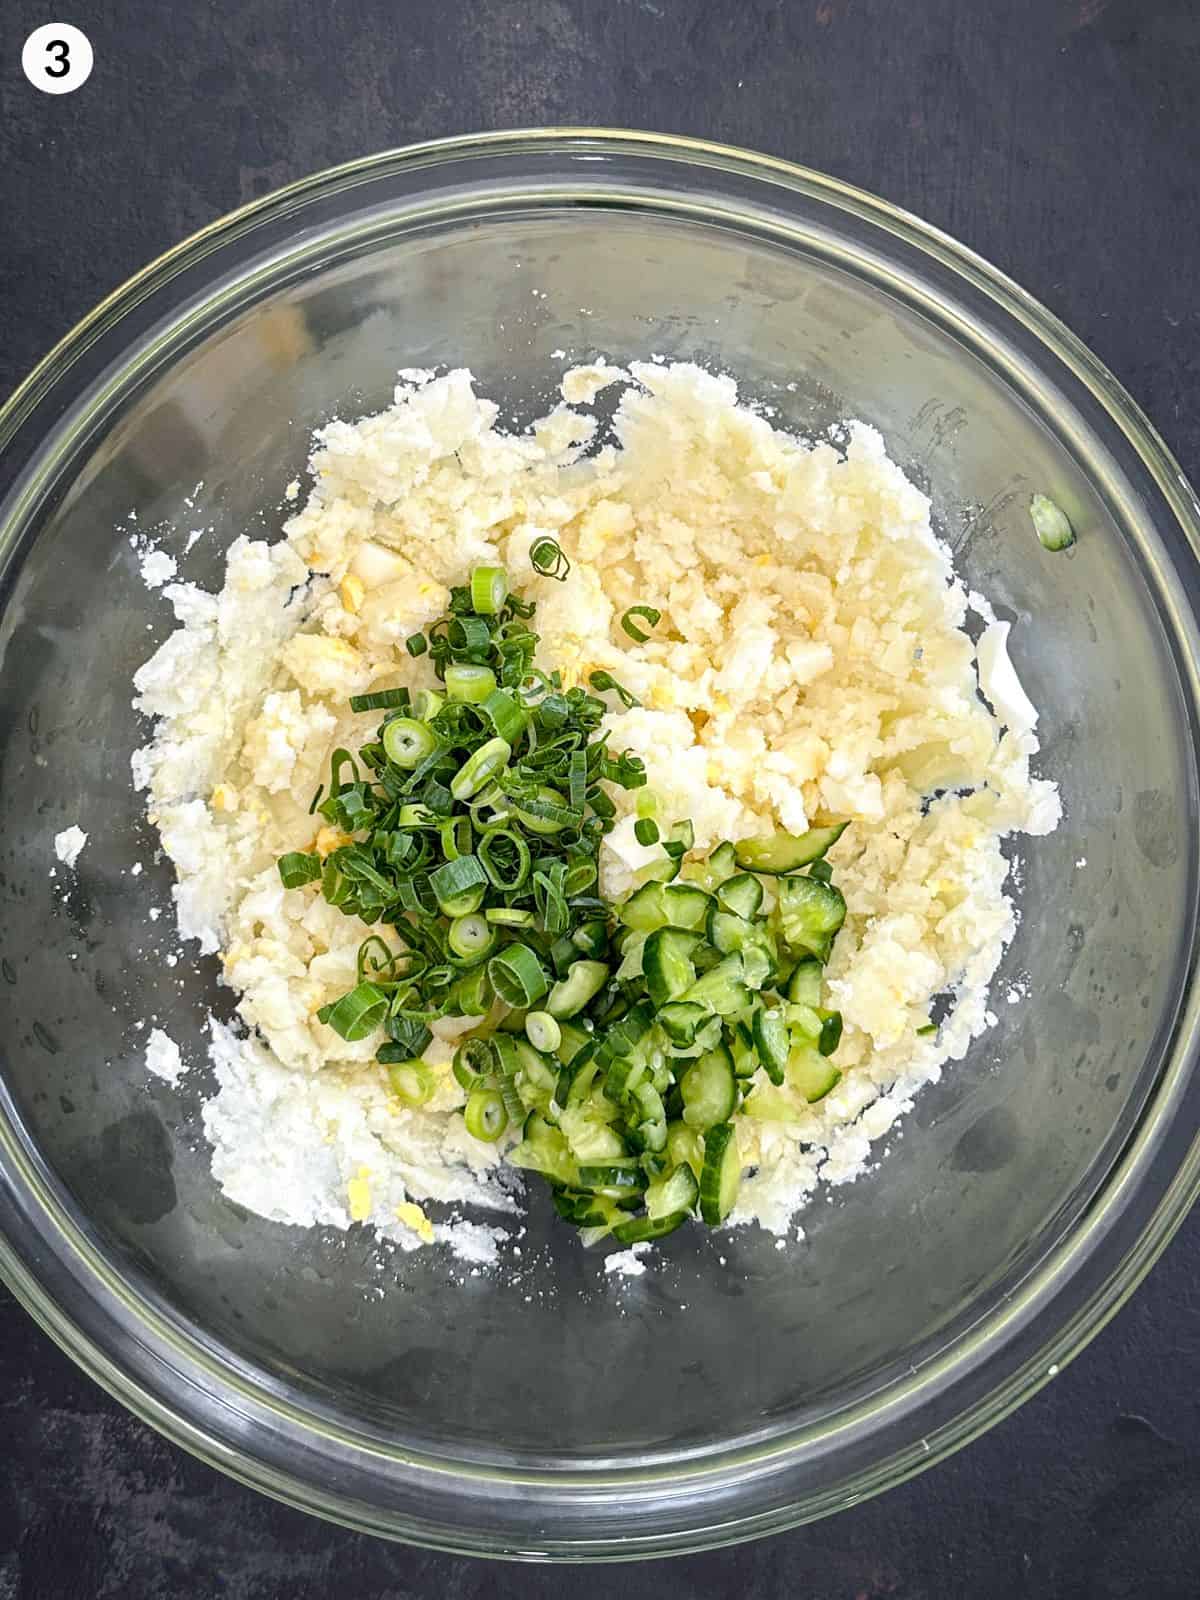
0;131;1198;1560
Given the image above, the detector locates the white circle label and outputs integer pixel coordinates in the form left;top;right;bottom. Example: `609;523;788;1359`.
22;23;93;94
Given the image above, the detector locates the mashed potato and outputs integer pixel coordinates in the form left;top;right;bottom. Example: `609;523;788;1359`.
134;363;1059;1249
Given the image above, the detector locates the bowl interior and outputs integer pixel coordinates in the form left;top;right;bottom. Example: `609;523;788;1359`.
0;176;1194;1484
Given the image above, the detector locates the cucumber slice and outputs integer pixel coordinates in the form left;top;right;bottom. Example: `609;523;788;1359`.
560;1106;628;1163
776;876;847;962
752;1004;789;1085
706;841;738;883
612;1208;689;1244
554;1020;593;1066
661;884;714;930
644;1161;700;1220
788;1043;842;1103
707;906;756;955
786;1001;822;1040
578;1160;646;1192
643;927;701;1006
682;953;749;1016
734;823;847;875
786;956;823;1007
620;881;668;932
658;1000;711;1047
547;959;610;1018
666;1119;705;1178
817;1009;843;1057
507;1119;578;1186
630;1079;668;1153
740;941;774;992
729;1019;758;1078
632;853;682;888
715;872;763;918
699;1121;742;1224
555;1191;631;1229
681;1043;737;1129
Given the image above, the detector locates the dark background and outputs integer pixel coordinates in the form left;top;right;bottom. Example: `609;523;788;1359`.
3;0;1199;1594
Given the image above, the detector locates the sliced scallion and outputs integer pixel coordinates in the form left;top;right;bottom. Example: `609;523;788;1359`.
470;565;508;615
383;718;438;769
621;604;662;643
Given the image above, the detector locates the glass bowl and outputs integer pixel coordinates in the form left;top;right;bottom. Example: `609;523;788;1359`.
0;130;1198;1560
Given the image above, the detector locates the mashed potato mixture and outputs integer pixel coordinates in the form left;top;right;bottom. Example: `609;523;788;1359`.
134;362;1059;1253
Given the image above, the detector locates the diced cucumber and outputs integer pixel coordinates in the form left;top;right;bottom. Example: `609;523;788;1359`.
560;1104;628;1161
508;1118;578;1186
657;1000;711;1047
547;959;610;1018
699;1121;742;1224
578;1160;646;1193
734;823;847;875
742;1083;805;1124
786;1001;822;1040
630;1079;668;1153
620;881;668;931
752;1004;789;1086
612;1208;689;1244
665;1013;725;1059
788;1043;842;1103
707;841;738;882
715;872;763;919
817;1009;843;1056
644;1161;700;1220
643;927;701;1007
681;1043;737;1129
632;853;682;888
787;956;823;1007
707;906;756;955
661;883;714;930
729;1019;758;1078
682;953;749;1016
595;1001;656;1070
666;1119;705;1178
776;876;847;962
740;941;774;992
554;1020;593;1066
555;1191;631;1229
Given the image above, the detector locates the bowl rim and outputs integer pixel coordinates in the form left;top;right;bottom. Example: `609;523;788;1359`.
2;125;1200;1559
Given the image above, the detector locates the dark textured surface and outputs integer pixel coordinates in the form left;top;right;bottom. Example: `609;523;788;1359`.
2;0;1199;1593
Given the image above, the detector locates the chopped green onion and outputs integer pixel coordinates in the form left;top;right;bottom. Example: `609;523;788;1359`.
480;688;529;744
470;565;508;614
350;687;410;713
621;605;662;643
451;736;511;800
383;718;438;769
916;1022;938;1037
1030;493;1075;552
485;906;536;926
405;632;429;657
429;854;489;916
514;786;575;835
465;1085;508;1141
478;827;532;890
588;669;641;709
445;663;497;703
634;818;660;846
411;687;443;721
439;815;472;860
278;851;322;889
448;912;497;960
387;1059;437;1107
488;945;549;1007
525;1011;562;1053
529;537;571;580
453;1038;494;1091
318;982;389;1042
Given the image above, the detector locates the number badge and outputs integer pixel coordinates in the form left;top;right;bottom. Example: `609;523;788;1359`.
22;23;93;94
